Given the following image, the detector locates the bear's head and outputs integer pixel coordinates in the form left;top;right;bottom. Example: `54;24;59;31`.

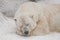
14;15;39;36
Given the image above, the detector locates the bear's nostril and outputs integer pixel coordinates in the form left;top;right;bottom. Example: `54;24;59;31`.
24;31;28;35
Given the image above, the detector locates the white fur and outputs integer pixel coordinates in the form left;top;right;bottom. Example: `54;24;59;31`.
14;2;60;36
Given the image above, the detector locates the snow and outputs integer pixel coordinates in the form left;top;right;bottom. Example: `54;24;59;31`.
0;13;60;40
0;0;60;17
0;31;60;40
37;0;60;4
0;0;29;17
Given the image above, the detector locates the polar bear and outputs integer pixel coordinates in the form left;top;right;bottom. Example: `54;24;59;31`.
14;2;60;36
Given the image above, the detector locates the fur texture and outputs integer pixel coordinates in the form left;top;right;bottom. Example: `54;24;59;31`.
14;2;60;36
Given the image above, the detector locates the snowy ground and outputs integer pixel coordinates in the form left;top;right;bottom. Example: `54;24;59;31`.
0;33;60;40
0;0;29;17
0;13;60;40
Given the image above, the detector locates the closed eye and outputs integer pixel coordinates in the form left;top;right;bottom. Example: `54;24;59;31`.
26;24;29;26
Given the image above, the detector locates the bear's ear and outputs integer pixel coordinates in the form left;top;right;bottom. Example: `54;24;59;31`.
14;18;17;22
14;19;17;21
31;15;39;22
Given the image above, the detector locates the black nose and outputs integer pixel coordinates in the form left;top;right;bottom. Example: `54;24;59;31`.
24;31;28;35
